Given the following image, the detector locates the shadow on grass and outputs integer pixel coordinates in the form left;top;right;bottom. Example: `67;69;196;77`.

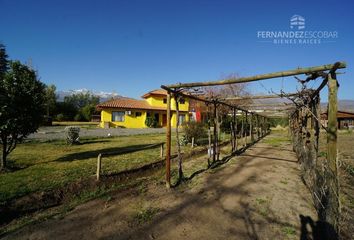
79;139;111;145
56;143;163;162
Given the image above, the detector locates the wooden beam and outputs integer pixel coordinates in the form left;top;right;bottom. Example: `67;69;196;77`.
311;62;344;100
233;107;237;151
226;93;300;100
174;95;183;180
241;111;245;147
239;103;294;108
245;112;248;146
161;85;252;114
165;92;171;188
213;103;217;163
166;62;346;88
250;113;254;142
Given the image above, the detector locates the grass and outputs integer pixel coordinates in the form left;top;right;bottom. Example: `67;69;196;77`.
282;226;296;236
255;197;270;217
345;164;354;176
280;179;288;185
256;198;267;205
0;178;142;236
0;132;199;204
263;135;290;147
0;129;238;235
0;129;226;204
133;206;160;224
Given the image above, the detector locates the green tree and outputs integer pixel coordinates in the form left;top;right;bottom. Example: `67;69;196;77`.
44;84;57;116
80;104;96;121
64;92;99;121
0;44;8;79
0;50;46;171
64;92;99;110
54;101;77;121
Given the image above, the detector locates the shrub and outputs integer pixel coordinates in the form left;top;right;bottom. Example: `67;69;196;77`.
145;116;158;128
74;113;83;121
182;121;207;143
56;113;64;121
220;116;232;133
65;126;80;145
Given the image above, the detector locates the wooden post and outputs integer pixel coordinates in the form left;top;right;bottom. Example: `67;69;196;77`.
191;137;194;148
326;72;339;235
234;108;238;151
208;129;211;167
174;94;183;181
245;112;248;146
165;92;171;188
314;95;320;155
250;113;254;143
241;111;245;148
96;153;102;181
230;121;234;152
256;115;260;140
160;143;164;158
213;102;217;162
216;103;220;161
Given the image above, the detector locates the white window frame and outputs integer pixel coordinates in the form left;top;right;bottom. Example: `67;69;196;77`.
112;111;125;122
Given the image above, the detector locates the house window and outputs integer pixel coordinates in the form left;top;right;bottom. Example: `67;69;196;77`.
163;98;167;104
179;98;185;104
178;114;186;125
135;112;142;117
112;111;125;122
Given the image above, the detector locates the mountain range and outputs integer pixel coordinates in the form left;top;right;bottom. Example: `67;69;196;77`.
56;89;354;112
320;100;354;112
56;89;123;102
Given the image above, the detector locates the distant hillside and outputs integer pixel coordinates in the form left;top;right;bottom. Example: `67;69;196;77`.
236;97;354;113
321;100;354;113
56;89;123;103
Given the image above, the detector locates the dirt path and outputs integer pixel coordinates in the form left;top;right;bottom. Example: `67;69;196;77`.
4;132;317;240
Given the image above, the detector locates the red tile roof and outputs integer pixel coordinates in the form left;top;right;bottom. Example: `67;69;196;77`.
97;97;166;111
321;110;354;119
141;89;167;98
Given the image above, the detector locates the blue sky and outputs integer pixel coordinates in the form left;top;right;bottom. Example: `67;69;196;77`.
1;0;353;100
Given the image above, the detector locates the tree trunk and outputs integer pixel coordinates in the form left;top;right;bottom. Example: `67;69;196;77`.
1;137;7;171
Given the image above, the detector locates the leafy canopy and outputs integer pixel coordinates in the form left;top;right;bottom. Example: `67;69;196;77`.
0;61;46;139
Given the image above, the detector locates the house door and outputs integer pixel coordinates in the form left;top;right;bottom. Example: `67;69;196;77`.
162;114;167;126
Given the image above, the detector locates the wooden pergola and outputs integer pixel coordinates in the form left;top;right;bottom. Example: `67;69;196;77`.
161;61;346;237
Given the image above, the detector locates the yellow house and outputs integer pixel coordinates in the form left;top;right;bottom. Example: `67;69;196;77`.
97;89;189;128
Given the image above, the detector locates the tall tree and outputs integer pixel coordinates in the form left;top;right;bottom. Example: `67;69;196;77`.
0;56;46;171
44;84;57;116
64;92;99;121
64;92;99;109
0;44;8;79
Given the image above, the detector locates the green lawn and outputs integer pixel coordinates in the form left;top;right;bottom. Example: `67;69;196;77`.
0;127;234;204
0;133;177;203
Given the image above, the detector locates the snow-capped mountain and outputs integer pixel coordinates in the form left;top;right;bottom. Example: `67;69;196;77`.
56;89;123;102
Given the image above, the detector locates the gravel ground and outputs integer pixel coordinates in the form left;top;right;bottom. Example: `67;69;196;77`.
27;126;166;141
